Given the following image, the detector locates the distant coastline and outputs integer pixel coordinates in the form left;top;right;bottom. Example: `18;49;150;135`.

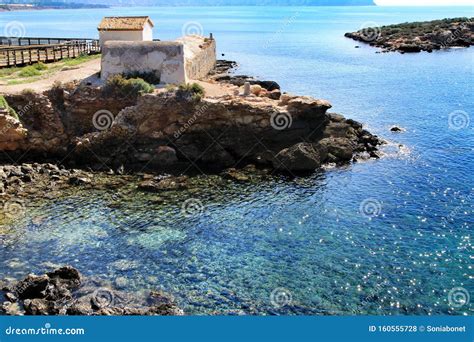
0;3;108;12
0;0;375;11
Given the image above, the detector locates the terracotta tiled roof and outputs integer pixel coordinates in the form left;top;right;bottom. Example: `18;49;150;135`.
97;16;154;31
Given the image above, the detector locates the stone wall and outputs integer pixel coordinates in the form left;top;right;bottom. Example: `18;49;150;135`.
100;36;217;84
178;36;216;81
101;41;186;84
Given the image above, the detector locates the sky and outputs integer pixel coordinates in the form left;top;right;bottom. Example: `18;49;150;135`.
375;0;473;5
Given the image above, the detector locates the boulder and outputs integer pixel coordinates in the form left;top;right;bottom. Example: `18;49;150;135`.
319;137;355;162
273;143;322;171
155;146;178;165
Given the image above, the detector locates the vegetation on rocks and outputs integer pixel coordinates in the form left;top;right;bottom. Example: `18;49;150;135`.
103;74;154;98
345;17;473;53
0;95;18;119
176;82;206;101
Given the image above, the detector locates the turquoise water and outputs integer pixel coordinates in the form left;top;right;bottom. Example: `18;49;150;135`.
1;6;473;315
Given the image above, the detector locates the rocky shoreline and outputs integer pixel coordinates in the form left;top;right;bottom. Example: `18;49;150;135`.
0;60;384;174
0;266;182;316
345;17;473;53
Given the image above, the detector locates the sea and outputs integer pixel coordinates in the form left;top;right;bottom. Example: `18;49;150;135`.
0;6;473;315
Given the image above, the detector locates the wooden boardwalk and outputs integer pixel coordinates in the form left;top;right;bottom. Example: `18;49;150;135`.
0;37;100;68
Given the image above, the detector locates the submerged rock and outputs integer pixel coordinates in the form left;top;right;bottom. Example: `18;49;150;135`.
137;176;189;193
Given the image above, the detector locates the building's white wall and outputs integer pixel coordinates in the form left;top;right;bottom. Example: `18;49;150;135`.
101;36;217;85
178;36;216;81
99;30;144;48
101;41;186;84
142;23;153;41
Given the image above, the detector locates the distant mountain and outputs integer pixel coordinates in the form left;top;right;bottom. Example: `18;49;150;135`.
3;0;375;6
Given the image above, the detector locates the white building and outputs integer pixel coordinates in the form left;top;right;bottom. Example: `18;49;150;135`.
97;16;154;48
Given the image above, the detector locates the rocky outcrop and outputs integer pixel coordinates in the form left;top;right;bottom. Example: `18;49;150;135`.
0;63;383;173
0;267;183;316
345;17;473;53
3;93;67;154
273;143;323;171
214;74;281;92
0;111;27;151
61;86;137;136
69;89;381;172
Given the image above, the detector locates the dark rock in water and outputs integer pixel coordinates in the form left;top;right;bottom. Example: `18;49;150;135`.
390;125;405;132
1;267;183;316
273;143;322;171
398;44;422;53
210;60;237;75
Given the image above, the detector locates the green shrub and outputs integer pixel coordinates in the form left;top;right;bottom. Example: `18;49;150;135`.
33;62;47;71
18;65;41;77
0;95;19;120
124;71;160;85
176;82;206;101
103;74;154;98
21;88;36;96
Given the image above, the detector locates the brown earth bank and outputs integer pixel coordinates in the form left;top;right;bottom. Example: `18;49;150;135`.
345;17;473;53
0;266;182;316
0;60;384;176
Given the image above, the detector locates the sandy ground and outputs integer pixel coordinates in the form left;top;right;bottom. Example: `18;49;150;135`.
0;58;102;95
0;58;238;98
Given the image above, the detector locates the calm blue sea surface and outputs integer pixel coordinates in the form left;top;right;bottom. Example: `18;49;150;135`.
0;6;473;315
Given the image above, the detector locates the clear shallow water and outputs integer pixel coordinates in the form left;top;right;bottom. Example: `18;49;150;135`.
1;6;473;315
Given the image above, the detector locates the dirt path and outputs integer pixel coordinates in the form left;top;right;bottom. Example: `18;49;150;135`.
0;59;102;95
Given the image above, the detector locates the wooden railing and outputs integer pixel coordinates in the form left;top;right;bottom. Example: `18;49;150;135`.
0;37;100;68
0;36;96;46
